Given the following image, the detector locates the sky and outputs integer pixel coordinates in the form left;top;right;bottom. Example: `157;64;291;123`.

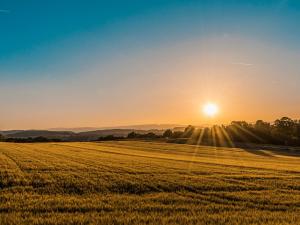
0;0;300;130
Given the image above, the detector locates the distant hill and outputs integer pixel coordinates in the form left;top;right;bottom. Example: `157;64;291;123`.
49;124;185;133
71;129;164;141
0;130;24;135
6;130;75;139
48;127;102;133
0;123;187;142
2;128;165;141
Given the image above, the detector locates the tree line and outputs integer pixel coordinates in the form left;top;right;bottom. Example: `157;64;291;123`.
160;117;300;147
1;117;299;147
0;136;62;143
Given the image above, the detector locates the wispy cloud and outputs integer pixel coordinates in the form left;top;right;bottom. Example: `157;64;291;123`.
0;9;11;14
231;62;254;67
279;0;289;7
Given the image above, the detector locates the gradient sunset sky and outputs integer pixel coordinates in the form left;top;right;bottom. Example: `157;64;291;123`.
1;0;300;130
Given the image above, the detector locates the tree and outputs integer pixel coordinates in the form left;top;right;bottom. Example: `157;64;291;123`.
144;132;157;139
255;120;271;131
295;120;300;139
274;117;295;137
171;131;183;139
183;125;195;138
0;134;4;142
127;132;137;139
231;121;251;129
163;129;173;138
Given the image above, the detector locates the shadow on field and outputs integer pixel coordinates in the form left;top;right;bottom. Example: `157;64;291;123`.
242;148;275;157
240;144;300;158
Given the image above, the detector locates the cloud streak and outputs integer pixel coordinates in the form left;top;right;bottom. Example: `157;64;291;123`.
231;62;254;66
0;9;10;14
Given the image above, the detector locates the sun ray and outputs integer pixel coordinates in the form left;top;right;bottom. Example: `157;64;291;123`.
220;126;235;148
233;123;265;143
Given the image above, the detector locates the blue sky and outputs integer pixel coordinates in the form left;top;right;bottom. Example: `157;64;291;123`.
1;0;300;129
1;0;300;78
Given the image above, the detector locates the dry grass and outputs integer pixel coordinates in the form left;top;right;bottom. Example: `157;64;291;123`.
0;141;299;224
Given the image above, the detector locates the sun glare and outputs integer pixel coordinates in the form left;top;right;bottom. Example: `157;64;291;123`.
203;103;219;117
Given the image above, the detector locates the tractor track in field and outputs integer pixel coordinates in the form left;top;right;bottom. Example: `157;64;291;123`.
0;149;26;175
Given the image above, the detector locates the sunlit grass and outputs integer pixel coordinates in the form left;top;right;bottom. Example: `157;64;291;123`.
0;141;299;224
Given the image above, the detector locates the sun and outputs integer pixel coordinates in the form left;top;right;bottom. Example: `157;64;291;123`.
203;103;219;117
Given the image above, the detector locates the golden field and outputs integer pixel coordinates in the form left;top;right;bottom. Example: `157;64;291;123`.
0;141;299;224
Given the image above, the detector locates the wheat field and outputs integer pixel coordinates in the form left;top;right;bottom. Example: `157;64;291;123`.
0;141;299;224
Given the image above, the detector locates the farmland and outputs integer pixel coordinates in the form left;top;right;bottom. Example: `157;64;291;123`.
0;141;300;224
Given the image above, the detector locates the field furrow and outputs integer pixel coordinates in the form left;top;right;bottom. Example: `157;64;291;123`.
0;141;299;224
